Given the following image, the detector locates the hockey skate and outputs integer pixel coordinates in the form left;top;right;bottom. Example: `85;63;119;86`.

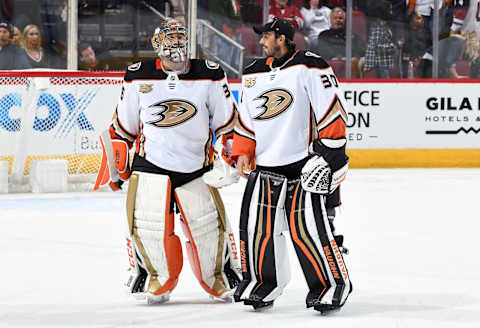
209;290;235;303
146;292;170;305
244;298;274;311
313;303;342;315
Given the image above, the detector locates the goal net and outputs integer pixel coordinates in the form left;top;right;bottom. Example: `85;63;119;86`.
0;71;124;193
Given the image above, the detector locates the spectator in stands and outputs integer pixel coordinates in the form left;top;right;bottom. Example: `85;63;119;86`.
11;25;23;47
417;30;471;78
301;0;331;48
389;0;414;49
317;7;365;75
463;30;480;77
0;21;31;69
79;43;102;70
317;8;365;58
403;12;431;62
269;0;304;30
78;42;120;71
363;0;395;78
467;32;480;77
23;24;57;69
413;0;450;33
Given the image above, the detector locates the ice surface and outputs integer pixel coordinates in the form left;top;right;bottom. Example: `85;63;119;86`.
1;169;480;328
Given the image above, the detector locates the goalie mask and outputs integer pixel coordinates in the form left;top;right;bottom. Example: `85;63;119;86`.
151;19;189;72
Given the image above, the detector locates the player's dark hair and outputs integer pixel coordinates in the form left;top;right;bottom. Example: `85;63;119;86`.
275;32;296;52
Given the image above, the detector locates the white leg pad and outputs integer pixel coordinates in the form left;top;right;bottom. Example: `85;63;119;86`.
127;171;182;297
175;178;235;296
134;172;170;286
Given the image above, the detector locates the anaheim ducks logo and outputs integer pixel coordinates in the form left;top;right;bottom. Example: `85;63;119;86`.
253;89;293;120
147;99;197;127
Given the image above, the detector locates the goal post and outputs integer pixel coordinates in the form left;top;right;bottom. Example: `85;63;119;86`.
0;71;124;192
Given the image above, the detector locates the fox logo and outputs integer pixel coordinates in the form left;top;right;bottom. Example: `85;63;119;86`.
147;99;197;127
253;88;293;120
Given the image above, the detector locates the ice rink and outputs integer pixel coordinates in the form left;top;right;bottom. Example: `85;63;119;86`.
1;169;480;328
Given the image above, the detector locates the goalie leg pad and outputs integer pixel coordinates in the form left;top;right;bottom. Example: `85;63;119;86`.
234;171;290;304
286;180;351;308
175;177;241;298
125;172;183;299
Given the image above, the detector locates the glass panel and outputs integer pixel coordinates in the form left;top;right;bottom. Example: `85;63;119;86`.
356;1;469;79
1;0;68;69
196;0;264;78
0;0;188;71
359;0;401;79
76;0;187;71
3;0;471;78
314;2;350;79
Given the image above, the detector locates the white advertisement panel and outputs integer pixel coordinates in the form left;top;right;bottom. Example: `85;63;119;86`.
0;76;122;157
1;80;478;159
230;82;480;149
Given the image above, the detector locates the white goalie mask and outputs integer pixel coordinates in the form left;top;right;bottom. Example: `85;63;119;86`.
151;19;189;71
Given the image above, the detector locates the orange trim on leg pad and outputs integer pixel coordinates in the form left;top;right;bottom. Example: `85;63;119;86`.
177;210;221;297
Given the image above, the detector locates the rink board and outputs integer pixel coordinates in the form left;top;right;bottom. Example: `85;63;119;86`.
0;72;479;168
230;80;480;168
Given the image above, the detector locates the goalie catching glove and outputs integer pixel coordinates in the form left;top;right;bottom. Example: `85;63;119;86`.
202;138;239;188
301;138;348;194
93;129;131;191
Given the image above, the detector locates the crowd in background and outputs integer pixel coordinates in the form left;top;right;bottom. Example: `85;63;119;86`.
200;0;480;78
1;0;480;78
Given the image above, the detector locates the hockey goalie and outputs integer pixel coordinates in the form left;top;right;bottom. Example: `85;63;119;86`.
94;19;241;304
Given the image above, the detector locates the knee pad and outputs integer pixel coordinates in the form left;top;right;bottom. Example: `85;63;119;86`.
175;177;241;298
286;180;351;308
125;172;183;298
234;170;290;304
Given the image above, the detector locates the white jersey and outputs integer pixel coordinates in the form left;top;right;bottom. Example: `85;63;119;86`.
232;50;348;167
300;7;331;41
109;58;236;173
451;0;480;36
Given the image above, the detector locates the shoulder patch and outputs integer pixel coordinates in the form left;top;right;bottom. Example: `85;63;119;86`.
128;62;142;71
297;50;330;69
205;60;220;70
305;51;322;59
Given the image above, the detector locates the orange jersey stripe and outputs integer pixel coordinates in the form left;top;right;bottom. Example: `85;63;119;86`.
318;117;346;140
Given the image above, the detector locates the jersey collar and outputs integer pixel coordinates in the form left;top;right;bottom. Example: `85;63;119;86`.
267;49;299;70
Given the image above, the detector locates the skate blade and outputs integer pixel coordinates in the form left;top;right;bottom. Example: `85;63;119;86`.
209;291;234;303
146;292;170;305
314;305;342;315
253;303;273;312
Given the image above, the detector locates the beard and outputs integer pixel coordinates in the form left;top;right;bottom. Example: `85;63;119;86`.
272;44;282;57
264;43;282;57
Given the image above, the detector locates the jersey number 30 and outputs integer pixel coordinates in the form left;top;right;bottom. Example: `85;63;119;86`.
320;74;338;89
